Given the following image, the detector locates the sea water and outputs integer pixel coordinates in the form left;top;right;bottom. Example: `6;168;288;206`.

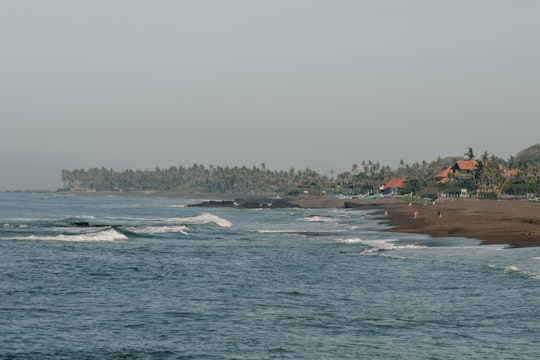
1;192;539;359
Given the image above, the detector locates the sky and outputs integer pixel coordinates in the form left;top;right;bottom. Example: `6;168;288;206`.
1;1;539;190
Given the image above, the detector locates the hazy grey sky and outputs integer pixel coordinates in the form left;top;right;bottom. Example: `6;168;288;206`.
2;1;539;190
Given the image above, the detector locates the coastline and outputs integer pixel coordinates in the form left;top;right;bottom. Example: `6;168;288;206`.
291;197;540;248
28;191;540;248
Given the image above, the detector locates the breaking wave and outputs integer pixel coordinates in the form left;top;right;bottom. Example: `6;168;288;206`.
257;229;345;237
303;215;333;222
127;226;189;236
169;213;232;228
337;238;427;254
489;264;540;281
9;228;128;242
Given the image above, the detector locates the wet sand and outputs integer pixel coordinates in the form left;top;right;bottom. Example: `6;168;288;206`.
291;197;540;248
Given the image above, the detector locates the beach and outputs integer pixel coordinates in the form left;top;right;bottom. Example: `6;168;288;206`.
52;191;540;248
291;197;540;248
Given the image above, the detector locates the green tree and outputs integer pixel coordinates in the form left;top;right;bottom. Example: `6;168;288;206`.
465;147;475;160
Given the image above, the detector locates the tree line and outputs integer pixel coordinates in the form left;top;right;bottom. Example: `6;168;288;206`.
61;164;325;195
60;145;540;197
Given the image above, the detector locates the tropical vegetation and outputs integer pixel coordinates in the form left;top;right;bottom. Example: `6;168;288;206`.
60;144;540;198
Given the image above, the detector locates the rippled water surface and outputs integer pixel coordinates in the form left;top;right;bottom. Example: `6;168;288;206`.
1;193;539;359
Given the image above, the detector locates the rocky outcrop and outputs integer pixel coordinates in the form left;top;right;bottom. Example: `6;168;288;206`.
268;199;298;208
344;201;363;208
187;198;298;209
186;200;235;208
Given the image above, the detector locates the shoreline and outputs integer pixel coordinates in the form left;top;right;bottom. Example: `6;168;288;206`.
291;197;540;248
22;191;540;248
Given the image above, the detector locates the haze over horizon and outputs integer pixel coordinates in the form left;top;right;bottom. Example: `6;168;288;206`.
2;1;539;190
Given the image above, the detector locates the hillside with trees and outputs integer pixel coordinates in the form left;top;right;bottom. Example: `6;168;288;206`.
60;145;540;198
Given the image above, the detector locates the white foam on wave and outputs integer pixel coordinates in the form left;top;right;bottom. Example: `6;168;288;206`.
130;226;189;235
303;216;333;222
7;217;47;222
336;238;365;244
9;228;127;242
337;238;427;254
170;213;232;228
500;265;540;281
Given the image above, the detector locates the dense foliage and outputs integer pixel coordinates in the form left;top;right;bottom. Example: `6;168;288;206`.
60;145;540;197
61;164;327;195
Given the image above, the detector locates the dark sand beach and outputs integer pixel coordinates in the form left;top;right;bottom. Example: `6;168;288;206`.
291;197;540;248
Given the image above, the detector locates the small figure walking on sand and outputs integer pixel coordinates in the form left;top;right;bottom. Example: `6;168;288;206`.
437;210;442;217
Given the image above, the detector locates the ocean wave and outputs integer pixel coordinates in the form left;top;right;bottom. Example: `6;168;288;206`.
169;213;232;228
337;238;426;254
490;264;540;281
127;226;189;235
258;229;308;234
336;238;365;244
506;266;540;281
7;228;127;242
61;215;97;222
302;215;333;222
257;229;345;236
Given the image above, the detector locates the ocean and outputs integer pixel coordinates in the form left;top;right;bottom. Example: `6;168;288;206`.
1;192;539;359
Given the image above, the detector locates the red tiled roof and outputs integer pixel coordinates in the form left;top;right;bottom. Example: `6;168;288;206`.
435;168;452;179
385;178;407;188
455;161;478;171
438;177;450;184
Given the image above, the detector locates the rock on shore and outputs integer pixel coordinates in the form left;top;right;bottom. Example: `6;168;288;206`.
187;198;298;209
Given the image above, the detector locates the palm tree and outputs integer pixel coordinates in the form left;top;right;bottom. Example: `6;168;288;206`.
465;147;475;161
398;159;405;177
480;151;489;163
350;163;359;194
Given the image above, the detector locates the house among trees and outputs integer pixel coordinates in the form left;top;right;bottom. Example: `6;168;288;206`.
435;161;478;183
381;178;407;194
451;161;478;177
435;168;452;183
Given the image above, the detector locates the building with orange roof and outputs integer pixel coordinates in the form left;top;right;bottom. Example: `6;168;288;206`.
435;168;452;183
451;161;478;172
382;178;407;194
435;161;478;183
